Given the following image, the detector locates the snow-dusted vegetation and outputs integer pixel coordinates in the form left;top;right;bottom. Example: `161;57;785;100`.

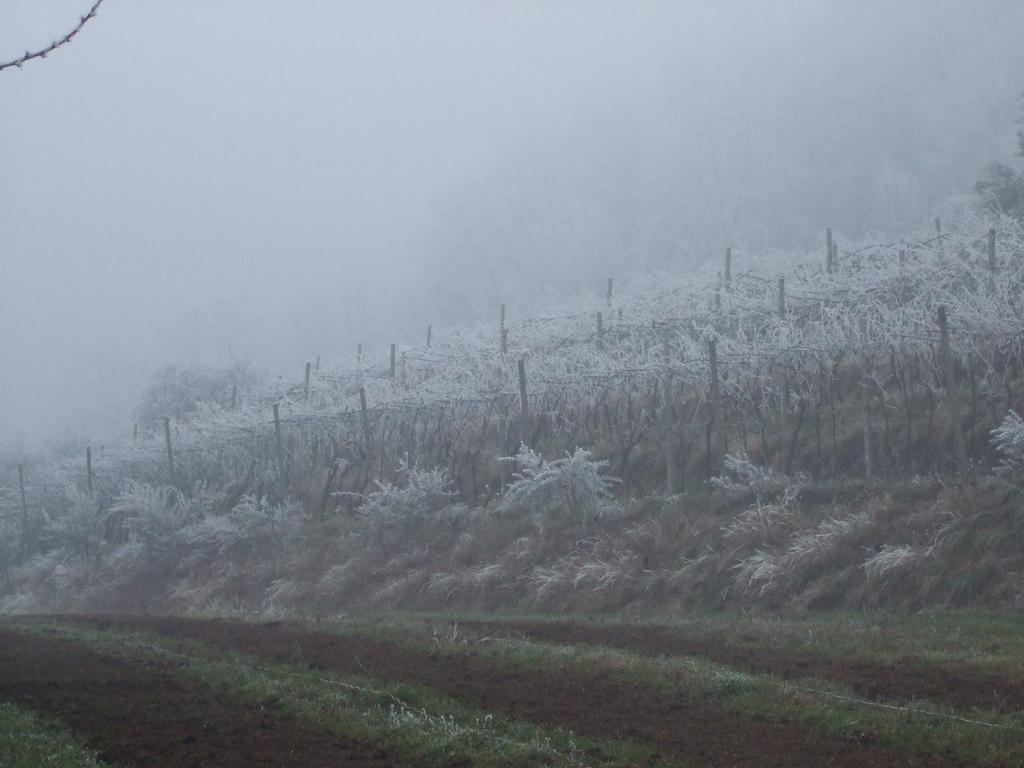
2;214;1024;614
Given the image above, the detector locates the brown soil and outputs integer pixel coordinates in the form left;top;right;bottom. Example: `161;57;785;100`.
0;628;411;768
454;619;1024;713
72;615;966;768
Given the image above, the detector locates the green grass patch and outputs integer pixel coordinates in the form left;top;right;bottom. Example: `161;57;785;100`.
316;616;1024;766
373;608;1024;671
0;700;111;768
4;617;669;768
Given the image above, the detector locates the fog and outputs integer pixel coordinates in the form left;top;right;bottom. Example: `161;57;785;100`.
2;0;1022;444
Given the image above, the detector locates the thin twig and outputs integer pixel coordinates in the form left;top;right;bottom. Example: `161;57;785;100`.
786;684;1024;734
0;0;107;73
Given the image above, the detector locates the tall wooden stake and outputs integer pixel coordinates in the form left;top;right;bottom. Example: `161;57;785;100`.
359;387;372;446
18;464;28;525
937;306;967;472
164;416;175;485
500;304;507;353
426;324;432;347
724;247;732;286
708;339;724;475
272;403;285;481
860;317;872;481
663;361;680;494
777;278;786;319
389;344;396;378
518;358;530;445
304;362;312;401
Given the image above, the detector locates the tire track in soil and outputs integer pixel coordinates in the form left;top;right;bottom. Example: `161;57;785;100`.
454;620;1024;713
77;616;962;768
0;628;411;768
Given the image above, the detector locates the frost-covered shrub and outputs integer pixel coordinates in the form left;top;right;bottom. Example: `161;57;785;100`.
523;548;640;602
500;445;620;521
722;486;799;548
732;509;874;598
182;495;302;566
353;465;453;533
732;549;782;598
992;410;1024;476
109;480;195;550
862;544;922;581
710;454;780;498
45;487;101;560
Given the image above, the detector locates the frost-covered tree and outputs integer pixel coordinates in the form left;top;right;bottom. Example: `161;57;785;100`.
500;445;620;522
992;410;1024;476
976;95;1024;220
135;363;257;430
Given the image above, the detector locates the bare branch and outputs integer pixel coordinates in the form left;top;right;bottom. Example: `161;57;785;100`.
0;0;106;74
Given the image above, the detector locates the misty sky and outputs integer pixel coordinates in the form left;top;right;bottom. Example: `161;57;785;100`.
2;1;1023;444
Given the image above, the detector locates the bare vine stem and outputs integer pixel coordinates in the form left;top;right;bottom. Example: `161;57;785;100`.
0;0;107;73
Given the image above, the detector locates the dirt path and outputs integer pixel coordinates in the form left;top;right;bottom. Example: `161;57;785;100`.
453;619;1024;713
0;628;410;768
75;615;964;768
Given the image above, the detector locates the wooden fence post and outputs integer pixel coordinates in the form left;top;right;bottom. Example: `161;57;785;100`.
359;387;372;447
18;464;27;526
724;247;732;287
777;278;786;319
518;358;530;445
272;403;285;482
500;304;507;353
859;317;873;480
164;415;175;485
304;361;311;401
937;306;967;472
426;324;432;347
389;344;396;378
662;330;681;494
708;339;724;475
